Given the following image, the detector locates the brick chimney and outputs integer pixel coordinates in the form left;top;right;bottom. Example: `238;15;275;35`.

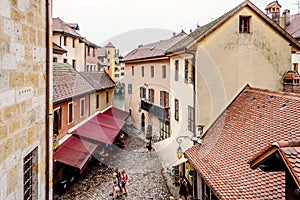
265;1;281;25
283;71;300;93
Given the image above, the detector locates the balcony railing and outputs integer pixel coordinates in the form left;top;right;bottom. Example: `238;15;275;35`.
141;100;169;119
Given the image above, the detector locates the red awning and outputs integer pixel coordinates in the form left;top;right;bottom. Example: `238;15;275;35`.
53;135;97;173
72;112;125;144
103;107;129;121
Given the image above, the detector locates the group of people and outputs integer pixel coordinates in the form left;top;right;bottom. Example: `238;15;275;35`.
111;167;128;199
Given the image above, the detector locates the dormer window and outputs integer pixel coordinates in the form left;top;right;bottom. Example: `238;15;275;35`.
239;16;251;33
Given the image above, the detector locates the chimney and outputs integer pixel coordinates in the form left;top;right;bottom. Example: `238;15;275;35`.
283;71;300;93
283;9;290;26
265;1;281;25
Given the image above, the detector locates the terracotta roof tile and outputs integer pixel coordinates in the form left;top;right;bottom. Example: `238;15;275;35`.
121;34;186;62
53;63;94;104
52;17;82;38
185;86;300;199
80;71;115;91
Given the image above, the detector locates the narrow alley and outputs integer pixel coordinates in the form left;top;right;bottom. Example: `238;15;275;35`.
56;126;177;200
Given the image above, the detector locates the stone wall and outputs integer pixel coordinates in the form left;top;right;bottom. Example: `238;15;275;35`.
0;0;51;199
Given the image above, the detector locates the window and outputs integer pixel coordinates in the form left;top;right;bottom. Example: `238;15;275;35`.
151;66;154;77
128;84;132;94
64;36;67;46
159;121;170;140
121;72;124;76
132;66;134;76
68;102;74;124
175;99;179;121
140;87;146;99
175;60;179;81
93;48;95;57
107;50;110;55
188;106;195;133
148;88;154;103
53;108;61;134
293;63;299;72
160;91;169;107
53;57;57;62
115;74;120;77
141;66;144;77
80;98;85;118
23;148;38;200
72;60;76;68
184;59;189;83
106;90;109;104
96;94;100;109
162;65;166;78
72;38;75;48
239;16;251;33
88;47;90;56
63;58;67;63
121;67;125;70
107;58;110;63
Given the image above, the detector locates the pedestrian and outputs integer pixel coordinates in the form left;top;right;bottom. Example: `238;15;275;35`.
112;172;121;199
146;139;152;153
178;176;188;200
120;169;128;195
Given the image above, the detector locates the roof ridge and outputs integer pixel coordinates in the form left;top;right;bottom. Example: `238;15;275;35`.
245;86;300;99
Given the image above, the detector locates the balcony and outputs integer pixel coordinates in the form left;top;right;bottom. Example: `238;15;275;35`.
141;100;169;119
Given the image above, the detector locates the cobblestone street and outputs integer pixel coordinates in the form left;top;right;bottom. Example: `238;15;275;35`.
56;126;178;200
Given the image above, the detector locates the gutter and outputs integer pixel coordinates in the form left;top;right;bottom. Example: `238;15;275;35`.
45;0;51;199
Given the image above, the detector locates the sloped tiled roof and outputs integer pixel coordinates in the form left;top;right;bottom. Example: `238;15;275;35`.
83;38;100;48
121;34;186;62
53;63;94;104
67;23;80;30
105;42;115;48
167;0;300;53
185;86;300;199
284;14;300;39
52;17;82;38
52;42;67;55
80;71;115;91
249;139;300;188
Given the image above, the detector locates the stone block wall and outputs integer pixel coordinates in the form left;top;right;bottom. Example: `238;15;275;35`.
0;0;51;199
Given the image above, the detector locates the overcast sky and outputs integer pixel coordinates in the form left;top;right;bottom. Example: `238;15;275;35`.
52;0;299;54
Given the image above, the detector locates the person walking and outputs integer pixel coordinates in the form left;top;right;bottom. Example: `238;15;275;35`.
120;169;128;195
112;172;121;199
178;176;188;200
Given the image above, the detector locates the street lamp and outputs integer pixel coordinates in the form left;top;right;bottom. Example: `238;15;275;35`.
176;125;204;159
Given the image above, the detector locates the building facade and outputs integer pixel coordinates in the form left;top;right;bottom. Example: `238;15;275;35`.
122;34;186;146
52;17;85;71
0;0;52;199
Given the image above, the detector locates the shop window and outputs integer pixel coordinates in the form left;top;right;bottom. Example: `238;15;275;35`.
159;121;170;140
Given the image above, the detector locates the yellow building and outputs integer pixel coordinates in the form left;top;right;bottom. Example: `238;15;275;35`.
0;0;52;199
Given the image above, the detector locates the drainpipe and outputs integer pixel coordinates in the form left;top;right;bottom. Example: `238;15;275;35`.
45;0;51;199
184;48;198;198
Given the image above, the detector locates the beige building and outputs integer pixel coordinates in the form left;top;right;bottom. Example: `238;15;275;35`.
52;17;85;71
168;0;300;133
0;0;52;199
